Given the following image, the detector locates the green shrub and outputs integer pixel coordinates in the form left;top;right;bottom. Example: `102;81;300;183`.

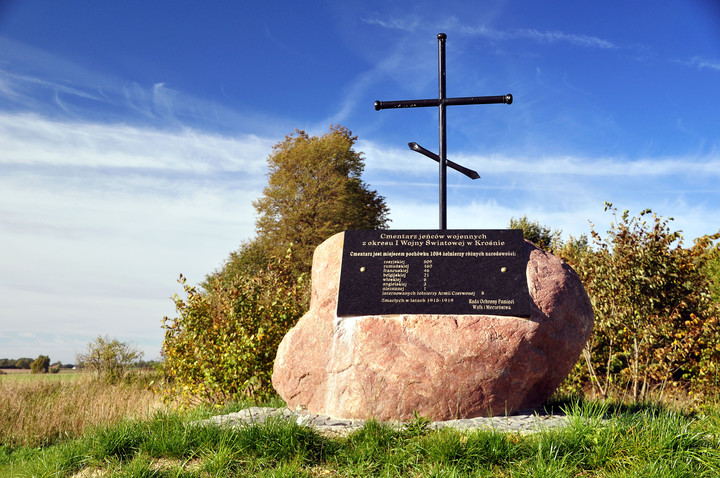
30;355;50;374
162;249;307;406
75;336;143;383
558;203;720;400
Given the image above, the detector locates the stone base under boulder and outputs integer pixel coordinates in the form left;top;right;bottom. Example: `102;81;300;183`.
272;232;593;421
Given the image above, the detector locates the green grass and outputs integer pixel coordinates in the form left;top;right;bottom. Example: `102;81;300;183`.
3;398;720;477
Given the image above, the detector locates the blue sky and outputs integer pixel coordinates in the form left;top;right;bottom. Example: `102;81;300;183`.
1;1;719;363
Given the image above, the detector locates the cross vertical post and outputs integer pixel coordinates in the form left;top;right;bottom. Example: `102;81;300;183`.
374;33;513;230
438;33;448;230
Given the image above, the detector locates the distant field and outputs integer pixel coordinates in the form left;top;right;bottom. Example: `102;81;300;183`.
0;369;84;382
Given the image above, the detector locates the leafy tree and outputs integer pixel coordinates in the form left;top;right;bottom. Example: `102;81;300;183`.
134;359;162;370
75;336;143;383
0;358;16;368
253;125;390;273
15;357;33;369
162;250;307;405
163;125;390;406
508;215;562;251
30;355;50;374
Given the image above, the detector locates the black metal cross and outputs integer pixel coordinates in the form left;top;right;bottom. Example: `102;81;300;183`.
374;33;512;230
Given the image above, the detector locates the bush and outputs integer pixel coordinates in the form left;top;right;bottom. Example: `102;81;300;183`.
162;249;307;405
30;355;50;374
559;203;720;400
75;336;143;383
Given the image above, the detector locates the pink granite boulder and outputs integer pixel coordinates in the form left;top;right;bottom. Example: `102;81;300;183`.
272;231;593;420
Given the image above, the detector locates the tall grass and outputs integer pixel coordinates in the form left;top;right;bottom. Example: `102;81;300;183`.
0;372;163;448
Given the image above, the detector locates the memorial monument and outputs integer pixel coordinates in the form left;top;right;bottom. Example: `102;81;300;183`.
272;34;593;420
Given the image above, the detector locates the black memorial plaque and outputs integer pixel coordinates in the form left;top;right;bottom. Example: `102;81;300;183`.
337;229;531;317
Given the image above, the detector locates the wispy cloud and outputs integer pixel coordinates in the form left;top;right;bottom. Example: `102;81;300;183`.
675;56;720;72
0;112;273;176
0;111;273;362
0;38;297;137
363;15;617;50
455;23;617;50
360;140;720;179
511;28;616;49
358;139;720;243
362;17;421;32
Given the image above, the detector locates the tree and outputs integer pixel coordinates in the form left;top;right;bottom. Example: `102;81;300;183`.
75;336;143;383
253;125;390;273
508;215;562;251
202;239;271;293
163;125;390;405
0;358;16;368
15;357;33;369
30;355;50;374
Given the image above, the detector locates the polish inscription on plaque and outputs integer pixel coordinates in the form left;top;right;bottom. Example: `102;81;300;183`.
337;229;531;317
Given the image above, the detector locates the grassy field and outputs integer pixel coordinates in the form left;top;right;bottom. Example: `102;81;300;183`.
0;369;163;449
1;368;83;382
2;373;720;476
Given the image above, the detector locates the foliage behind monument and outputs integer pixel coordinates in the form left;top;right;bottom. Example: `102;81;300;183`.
511;211;720;401
556;204;720;400
253;125;389;273
162;125;389;404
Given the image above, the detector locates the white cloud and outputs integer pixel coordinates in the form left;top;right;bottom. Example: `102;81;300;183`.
0;112;272;174
358;140;720;243
0;112;273;362
513;29;616;50
362;15;617;51
362;17;420;32
677;56;720;72
361;140;720;179
2;113;718;363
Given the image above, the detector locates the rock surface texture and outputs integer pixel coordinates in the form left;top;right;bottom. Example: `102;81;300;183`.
272;232;593;421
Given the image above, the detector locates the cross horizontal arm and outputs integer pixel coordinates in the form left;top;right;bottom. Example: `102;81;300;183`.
446;94;513;106
374;94;512;110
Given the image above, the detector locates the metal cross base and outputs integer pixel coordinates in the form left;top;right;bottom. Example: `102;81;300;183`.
374;33;512;230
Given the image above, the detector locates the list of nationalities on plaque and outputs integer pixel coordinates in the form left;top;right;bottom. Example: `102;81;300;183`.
379;257;490;307
380;257;467;306
346;231;522;312
383;254;454;303
381;259;408;294
338;229;531;316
